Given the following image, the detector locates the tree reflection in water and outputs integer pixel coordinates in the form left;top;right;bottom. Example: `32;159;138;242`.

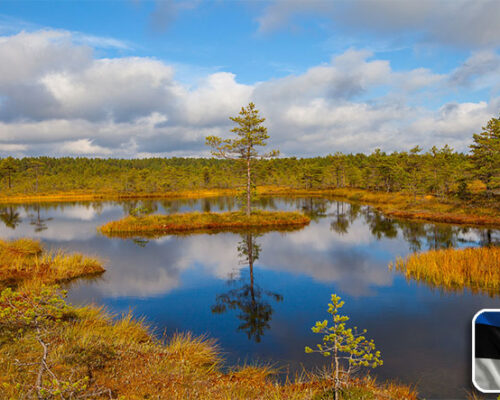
300;197;328;221
0;205;21;229
330;201;350;235
212;232;283;343
29;203;52;233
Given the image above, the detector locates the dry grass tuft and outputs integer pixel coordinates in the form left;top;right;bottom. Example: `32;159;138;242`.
391;246;500;296
0;238;104;288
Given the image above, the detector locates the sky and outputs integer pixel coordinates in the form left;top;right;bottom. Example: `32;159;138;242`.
0;0;499;158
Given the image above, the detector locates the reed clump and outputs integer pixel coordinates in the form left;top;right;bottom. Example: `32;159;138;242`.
99;210;311;237
391;246;500;296
0;285;418;399
0;238;104;288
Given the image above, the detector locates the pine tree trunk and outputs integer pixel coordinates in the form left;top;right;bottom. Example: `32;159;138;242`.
246;157;251;216
334;344;339;400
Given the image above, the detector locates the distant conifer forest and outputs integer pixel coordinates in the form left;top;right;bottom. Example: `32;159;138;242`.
0;115;498;200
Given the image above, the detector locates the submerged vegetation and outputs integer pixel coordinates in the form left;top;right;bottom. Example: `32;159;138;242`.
0;285;417;399
0;238;103;288
99;210;311;237
391;246;500;296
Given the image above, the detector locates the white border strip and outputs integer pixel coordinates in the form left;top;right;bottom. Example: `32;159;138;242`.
472;308;500;393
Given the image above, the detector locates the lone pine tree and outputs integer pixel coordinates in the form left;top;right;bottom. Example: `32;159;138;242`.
206;103;278;216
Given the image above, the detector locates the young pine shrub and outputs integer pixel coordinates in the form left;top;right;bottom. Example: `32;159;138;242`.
305;294;382;400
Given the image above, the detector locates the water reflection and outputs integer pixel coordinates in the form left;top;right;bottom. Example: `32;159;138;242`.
1;198;498;248
212;233;283;342
330;201;350;235
29;203;52;232
0;205;21;229
300;197;328;221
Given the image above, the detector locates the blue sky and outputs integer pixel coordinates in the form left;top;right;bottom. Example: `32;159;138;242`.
0;0;499;157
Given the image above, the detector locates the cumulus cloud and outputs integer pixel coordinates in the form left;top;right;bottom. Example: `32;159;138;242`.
257;0;500;49
60;139;113;156
448;51;500;92
0;29;498;158
408;101;499;143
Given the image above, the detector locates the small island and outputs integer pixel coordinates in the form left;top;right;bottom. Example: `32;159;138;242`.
99;210;311;237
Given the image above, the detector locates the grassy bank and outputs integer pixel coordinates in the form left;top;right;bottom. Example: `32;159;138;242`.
0;188;239;204
0;238;104;288
0;285;417;399
99;210;311;237
391;246;500;296
1;186;499;228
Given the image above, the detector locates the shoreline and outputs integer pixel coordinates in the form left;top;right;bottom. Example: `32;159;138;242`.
0;186;499;228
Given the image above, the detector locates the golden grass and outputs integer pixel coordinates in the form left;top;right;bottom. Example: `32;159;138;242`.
0;238;104;288
0;188;239;204
0;286;418;400
391;246;500;296
99;210;311;237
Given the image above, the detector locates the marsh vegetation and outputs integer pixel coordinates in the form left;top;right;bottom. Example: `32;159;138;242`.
391;246;500;296
0;238;104;289
0;284;417;399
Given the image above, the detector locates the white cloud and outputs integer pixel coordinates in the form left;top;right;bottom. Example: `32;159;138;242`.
409;101;498;143
60;139;113;156
70;32;132;50
0;30;91;86
448;51;500;93
257;0;500;49
0;29;498;158
0;143;27;153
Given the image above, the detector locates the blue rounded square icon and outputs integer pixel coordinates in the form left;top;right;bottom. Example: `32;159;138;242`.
473;309;500;392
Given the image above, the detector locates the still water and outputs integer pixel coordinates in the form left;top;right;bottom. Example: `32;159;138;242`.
1;196;499;399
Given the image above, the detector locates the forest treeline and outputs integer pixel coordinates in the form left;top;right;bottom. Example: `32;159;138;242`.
0;146;492;198
0;115;498;199
0;147;489;197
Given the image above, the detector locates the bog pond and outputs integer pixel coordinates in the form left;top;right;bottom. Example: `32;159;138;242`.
1;196;499;399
